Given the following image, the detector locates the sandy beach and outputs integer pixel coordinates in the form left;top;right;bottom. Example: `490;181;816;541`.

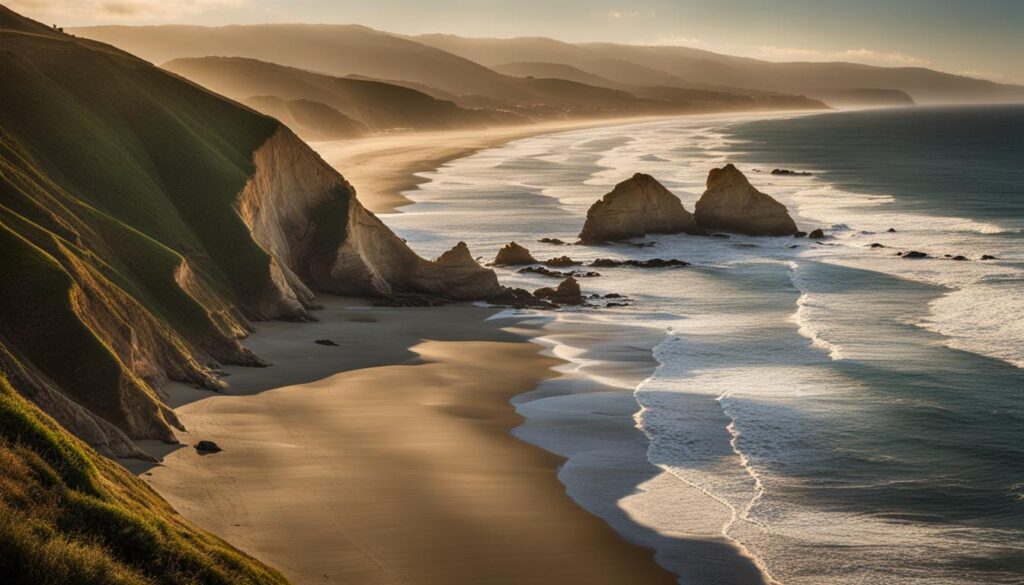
136;299;678;584
313;116;678;214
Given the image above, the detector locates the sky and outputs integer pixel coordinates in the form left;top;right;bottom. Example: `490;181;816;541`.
11;0;1024;84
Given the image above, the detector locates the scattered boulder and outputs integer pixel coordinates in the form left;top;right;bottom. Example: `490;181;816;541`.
981;255;998;260
538;237;567;245
793;231;808;238
951;255;968;261
710;233;731;239
808;229;825;239
694;164;798;236
544;256;580;267
195;440;222;453
887;228;897;233
606;302;630;308
771;169;812;176
314;339;339;346
487;287;556;309
493;241;537;266
534;277;583;305
604;293;625;299
578;173;701;244
869;243;886;248
903;251;929;259
590;258;689;268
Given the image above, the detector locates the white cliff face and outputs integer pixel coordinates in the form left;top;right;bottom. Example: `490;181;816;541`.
578;173;700;244
238;126;501;302
694;164;798;236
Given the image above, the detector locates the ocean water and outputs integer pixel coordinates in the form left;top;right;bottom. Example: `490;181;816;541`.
380;106;1024;584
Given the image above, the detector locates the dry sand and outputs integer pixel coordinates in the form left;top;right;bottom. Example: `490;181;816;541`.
138;299;678;584
313;116;676;214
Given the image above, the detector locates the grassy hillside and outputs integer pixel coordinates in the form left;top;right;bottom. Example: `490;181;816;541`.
163;56;521;140
0;373;287;585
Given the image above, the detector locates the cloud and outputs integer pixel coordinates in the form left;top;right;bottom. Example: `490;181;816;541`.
755;45;931;67
605;10;653;20
9;0;243;22
642;35;704;47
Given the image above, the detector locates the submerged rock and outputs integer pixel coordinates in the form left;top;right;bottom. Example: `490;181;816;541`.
903;250;929;259
493;241;538;266
314;339;339;346
694;164;798;236
808;229;825;239
793;231;808;238
544;256;581;267
538;237;567;245
518;266;600;278
578;173;700;244
981;255;998;260
771;168;813;176
589;258;689;268
869;243;886;248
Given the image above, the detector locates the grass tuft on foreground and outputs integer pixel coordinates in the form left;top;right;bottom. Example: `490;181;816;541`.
0;375;289;585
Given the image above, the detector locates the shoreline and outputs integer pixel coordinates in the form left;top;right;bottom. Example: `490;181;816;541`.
134;299;680;584
312;115;682;214
312;110;816;215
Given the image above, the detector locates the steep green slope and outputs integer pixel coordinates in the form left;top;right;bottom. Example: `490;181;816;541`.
0;12;305;456
0;373;287;585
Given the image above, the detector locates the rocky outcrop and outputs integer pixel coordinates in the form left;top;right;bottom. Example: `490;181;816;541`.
534;277;583;305
694;164;798;236
493;241;538;266
578;173;700;244
238;127;502;302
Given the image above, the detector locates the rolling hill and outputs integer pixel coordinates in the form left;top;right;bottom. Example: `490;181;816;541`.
163;56;523;140
74;24;826;117
417;34;1024;105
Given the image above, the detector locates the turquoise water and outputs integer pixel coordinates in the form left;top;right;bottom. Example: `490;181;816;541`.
381;106;1024;583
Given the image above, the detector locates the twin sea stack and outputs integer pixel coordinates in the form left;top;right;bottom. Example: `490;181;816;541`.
577;165;798;242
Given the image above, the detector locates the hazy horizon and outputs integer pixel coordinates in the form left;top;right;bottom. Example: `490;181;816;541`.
12;0;1024;85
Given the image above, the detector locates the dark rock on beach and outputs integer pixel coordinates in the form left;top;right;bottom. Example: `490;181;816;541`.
195;440;222;453
315;339;339;346
771;168;813;176
902;251;929;259
808;229;825;239
538;237;567;245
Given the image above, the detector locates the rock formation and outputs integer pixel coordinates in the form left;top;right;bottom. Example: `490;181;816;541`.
578;173;700;244
694;164;798;236
534;277;583;305
493;241;538;265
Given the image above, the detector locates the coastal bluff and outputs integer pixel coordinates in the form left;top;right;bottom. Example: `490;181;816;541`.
578;173;701;243
694;164;798;236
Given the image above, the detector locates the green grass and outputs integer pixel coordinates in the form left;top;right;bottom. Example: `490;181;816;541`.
0;375;289;585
